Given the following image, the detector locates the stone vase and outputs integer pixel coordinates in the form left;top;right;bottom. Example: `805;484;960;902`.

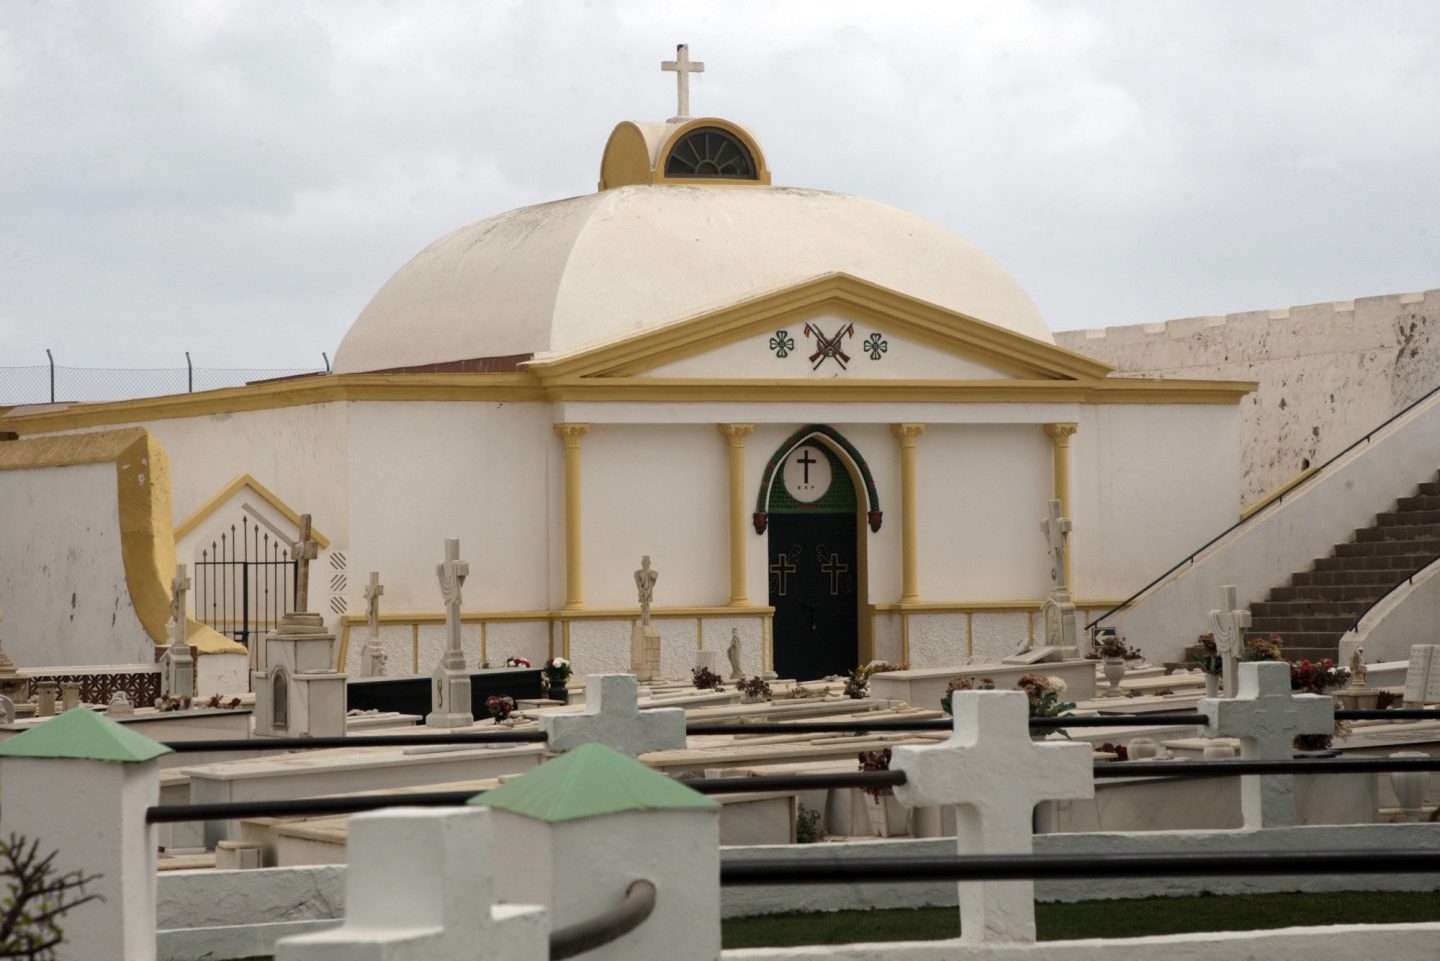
548;682;569;705
1102;658;1127;696
1389;751;1431;822
1204;673;1220;698
864;794;909;837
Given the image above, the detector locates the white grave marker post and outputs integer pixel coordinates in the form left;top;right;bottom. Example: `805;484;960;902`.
427;539;473;728
890;691;1093;944
361;571;386;677
162;563;195;699
1404;644;1440;707
540;674;686;757
291;514;319;613
1200;660;1334;829
1209;584;1251;698
275;806;546;961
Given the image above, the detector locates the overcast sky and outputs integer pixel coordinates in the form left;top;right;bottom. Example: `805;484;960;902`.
3;1;1440;373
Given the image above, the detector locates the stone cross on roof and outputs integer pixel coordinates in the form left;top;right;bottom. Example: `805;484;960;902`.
1201;660;1333;829
291;514;319;613
661;43;704;120
890;691;1093;944
1209;584;1252;698
540;674;686;757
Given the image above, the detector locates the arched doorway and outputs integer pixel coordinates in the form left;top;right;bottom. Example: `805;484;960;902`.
758;428;879;680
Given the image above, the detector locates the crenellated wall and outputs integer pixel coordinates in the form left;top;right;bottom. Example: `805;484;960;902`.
1057;288;1440;507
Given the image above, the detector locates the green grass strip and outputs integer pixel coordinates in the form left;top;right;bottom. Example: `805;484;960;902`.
721;890;1440;948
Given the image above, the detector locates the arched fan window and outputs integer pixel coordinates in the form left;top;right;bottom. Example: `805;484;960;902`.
664;127;757;180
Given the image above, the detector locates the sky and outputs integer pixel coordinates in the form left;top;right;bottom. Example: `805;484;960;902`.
3;1;1440;374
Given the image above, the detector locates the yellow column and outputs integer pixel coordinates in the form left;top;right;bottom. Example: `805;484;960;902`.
891;423;926;603
554;423;590;610
1044;422;1078;589
718;424;754;606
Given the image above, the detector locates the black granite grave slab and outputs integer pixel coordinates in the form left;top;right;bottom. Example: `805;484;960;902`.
346;668;544;717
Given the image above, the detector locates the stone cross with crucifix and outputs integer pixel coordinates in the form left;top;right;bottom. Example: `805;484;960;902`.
291;514;319;614
540;674;685;757
362;571;386;677
661;43;704;121
427;539;473;728
1039;499;1071;595
1200;660;1334;828
1209;584;1252;698
163;563;195;699
890;691;1093;944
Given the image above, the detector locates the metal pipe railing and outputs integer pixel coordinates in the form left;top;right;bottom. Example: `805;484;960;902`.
719;849;1440;885
550;880;657;960
158;730;548;752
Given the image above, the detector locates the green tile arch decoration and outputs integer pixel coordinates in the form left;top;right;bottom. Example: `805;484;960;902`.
753;425;882;535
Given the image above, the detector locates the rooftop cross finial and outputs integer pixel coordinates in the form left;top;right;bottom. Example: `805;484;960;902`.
661;43;705;121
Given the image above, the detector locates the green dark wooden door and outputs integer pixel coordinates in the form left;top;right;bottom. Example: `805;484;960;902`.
767;442;859;680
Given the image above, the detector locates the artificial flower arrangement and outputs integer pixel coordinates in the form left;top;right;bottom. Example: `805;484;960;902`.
485;694;517;723
1016;673;1076;719
691;666;725;692
543;657;572;686
857;747;894;798
1091;632;1144;663
1189;633;1224;676
843;665;872;699
1242;633;1285;663
503;656;531;668
939;675;995;716
1290;658;1350;695
737;675;772;701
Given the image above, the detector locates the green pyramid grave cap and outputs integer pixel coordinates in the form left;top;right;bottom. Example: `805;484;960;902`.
0;708;172;764
472;742;717;823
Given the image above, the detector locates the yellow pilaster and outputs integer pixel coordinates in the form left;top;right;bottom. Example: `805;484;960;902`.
718;424;755;606
1044;422;1078;588
554;423;590;610
891;423;926;603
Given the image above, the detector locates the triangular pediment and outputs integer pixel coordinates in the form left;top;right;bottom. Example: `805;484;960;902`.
525;273;1114;383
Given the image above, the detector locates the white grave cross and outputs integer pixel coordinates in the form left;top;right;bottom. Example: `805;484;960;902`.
661;43;705;120
169;563;191;648
1200;661;1334;828
291;513;319;613
890;691;1093;944
1209;584;1252;698
541;674;685;757
1039;499;1071;594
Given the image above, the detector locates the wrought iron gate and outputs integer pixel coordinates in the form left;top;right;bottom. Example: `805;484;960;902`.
194;515;295;648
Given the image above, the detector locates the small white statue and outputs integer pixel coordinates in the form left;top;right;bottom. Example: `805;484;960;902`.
727;629;742;680
634;556;658;627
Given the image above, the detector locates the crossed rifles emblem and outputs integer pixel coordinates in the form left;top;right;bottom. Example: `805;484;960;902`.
803;321;856;370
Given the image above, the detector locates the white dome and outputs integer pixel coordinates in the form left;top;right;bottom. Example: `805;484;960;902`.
332;185;1051;374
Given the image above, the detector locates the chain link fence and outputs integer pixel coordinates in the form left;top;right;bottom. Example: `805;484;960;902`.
1;355;328;406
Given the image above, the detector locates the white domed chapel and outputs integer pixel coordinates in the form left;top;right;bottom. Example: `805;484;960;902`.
0;54;1252;684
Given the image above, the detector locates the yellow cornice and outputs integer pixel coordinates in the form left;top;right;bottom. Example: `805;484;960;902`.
2;372;546;434
524;273;1117;382
174;473;332;548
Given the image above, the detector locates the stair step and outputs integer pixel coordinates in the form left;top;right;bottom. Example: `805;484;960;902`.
1251;600;1366;618
1245;630;1346;653
1313;554;1432;573
1355;523;1440;543
1284;645;1345;664
1414;480;1440;497
1377;508;1440;526
1270;584;1386;604
1290;569;1400;587
1250;615;1355;633
1335;538;1440;558
1395;494;1440;511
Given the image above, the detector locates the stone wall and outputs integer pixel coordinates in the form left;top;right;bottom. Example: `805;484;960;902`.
1056;288;1440;507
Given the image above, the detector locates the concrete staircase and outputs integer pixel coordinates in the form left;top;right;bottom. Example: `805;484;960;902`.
1250;472;1440;663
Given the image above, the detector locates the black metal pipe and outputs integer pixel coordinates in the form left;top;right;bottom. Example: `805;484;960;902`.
158;730;548;752
1094;755;1440;778
145;789;485;823
719;849;1440;886
550;879;657;960
1335;708;1440;720
685;770;907;795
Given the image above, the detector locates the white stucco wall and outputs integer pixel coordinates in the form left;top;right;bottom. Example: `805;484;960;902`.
1071;403;1241;602
1342;560;1440;665
582;424;730;608
344;401;554;613
916;425;1051;601
1057;287;1440;507
0;462;153;666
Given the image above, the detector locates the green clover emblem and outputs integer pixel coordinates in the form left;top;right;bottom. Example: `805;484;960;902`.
864;333;888;360
769;330;796;359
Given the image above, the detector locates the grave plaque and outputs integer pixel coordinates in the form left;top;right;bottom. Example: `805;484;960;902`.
1404;644;1440;706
